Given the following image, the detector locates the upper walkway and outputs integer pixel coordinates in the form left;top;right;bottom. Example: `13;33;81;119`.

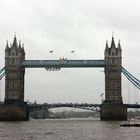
22;59;105;68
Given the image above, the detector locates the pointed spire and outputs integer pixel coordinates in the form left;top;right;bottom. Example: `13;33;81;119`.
118;40;121;50
5;40;9;51
18;40;22;49
12;34;18;49
110;36;116;48
21;43;25;54
105;40;109;50
19;40;21;46
14;32;16;38
22;43;24;49
112;32;114;38
6;40;9;46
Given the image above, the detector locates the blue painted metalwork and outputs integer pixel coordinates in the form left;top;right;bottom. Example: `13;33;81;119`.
22;59;105;68
0;67;5;74
122;67;140;90
0;67;5;80
28;103;101;112
0;72;5;80
28;103;140;112
126;104;140;108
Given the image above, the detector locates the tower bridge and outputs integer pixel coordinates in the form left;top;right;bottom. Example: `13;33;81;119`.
0;35;140;121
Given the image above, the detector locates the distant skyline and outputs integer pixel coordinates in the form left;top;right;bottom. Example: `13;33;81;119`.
0;0;140;104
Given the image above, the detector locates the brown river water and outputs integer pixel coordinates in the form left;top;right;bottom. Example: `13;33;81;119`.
0;118;140;140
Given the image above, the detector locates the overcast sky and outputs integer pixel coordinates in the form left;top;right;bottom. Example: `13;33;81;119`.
0;0;140;104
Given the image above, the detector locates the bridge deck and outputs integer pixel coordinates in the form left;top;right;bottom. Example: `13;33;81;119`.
22;60;105;68
28;103;140;113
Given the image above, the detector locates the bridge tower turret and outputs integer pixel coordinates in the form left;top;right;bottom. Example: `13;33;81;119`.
5;36;25;103
100;36;127;120
104;37;122;103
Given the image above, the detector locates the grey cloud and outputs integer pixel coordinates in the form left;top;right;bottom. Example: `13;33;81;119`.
0;0;140;104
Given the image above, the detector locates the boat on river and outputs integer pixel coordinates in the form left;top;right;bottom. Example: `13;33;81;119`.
120;123;140;127
120;118;140;127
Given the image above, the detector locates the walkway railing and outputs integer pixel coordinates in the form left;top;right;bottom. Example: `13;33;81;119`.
22;59;105;68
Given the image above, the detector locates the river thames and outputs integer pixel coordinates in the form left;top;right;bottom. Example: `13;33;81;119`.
0;118;140;140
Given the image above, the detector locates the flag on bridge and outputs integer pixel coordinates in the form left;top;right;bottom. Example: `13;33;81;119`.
100;93;104;97
71;50;75;53
49;50;53;53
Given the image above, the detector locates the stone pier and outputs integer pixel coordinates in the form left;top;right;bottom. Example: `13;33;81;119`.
100;103;127;120
0;103;29;121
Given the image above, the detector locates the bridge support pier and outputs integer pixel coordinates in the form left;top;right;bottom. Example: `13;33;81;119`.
0;103;29;121
100;103;127;121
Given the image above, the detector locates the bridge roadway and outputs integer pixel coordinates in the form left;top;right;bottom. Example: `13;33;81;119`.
28;103;101;112
22;59;105;68
28;103;140;112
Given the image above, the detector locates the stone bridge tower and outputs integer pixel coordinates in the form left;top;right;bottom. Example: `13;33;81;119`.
0;36;29;121
104;37;122;104
100;37;127;120
5;36;25;103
